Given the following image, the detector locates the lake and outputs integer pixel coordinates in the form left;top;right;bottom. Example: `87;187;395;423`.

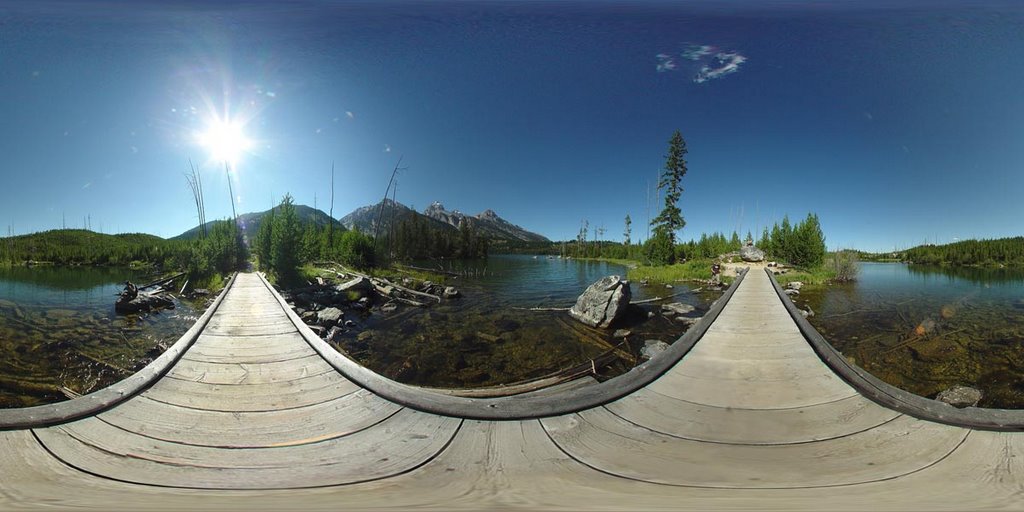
0;266;199;408
331;254;719;388
797;262;1024;408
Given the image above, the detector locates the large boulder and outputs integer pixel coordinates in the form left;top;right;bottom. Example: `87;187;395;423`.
740;245;765;262
569;276;632;328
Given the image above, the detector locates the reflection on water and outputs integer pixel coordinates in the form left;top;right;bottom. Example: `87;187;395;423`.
798;262;1024;408
332;255;720;388
0;266;199;408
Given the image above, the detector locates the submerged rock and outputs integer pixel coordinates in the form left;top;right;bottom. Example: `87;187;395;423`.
936;386;983;408
335;276;372;294
613;329;632;339
641;339;669;361
569;276;632;329
317;307;344;327
443;286;461;299
115;292;174;314
661;302;696;316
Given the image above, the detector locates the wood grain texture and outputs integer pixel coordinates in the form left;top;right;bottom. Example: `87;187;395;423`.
541;407;967;488
96;389;399;447
34;409;460;489
606;387;901;444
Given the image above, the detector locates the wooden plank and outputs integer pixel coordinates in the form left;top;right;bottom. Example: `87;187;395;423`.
34;410;461;489
140;370;360;412
647;365;856;409
606;387;901;444
166;354;336;385
182;344;315;365
97;389;400;448
541;408;967;488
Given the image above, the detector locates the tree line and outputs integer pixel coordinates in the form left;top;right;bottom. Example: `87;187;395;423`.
901;236;1024;267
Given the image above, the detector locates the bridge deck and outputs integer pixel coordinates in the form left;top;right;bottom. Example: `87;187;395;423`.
2;271;1023;510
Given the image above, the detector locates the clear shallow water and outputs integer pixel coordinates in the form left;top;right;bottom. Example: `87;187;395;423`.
335;255;719;388
798;262;1024;408
0;266;199;408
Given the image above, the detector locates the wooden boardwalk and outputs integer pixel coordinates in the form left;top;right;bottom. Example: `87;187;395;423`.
2;270;1024;510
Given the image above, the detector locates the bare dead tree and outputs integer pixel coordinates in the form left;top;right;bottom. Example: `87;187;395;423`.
328;161;335;246
373;156;405;252
185;159;207;239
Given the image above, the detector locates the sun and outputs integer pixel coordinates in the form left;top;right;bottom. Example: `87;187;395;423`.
197;117;251;166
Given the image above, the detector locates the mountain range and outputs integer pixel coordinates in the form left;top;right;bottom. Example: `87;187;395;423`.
172;204;345;240
174;200;548;243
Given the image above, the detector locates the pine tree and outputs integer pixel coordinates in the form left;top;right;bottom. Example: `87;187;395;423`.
650;131;688;262
623;215;632;246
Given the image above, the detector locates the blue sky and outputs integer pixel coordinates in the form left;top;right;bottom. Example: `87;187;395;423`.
1;1;1023;252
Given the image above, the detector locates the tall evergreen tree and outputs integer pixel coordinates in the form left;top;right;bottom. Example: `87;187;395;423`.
651;131;688;262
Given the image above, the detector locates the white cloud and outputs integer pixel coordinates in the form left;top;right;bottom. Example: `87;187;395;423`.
346;111;355;119
656;54;677;72
316;128;322;134
682;44;714;61
266;91;276;98
693;52;747;83
384;144;391;153
82;182;91;189
657;43;747;84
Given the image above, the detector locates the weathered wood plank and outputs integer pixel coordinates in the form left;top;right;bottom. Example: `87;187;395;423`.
647;365;856;409
541;407;967;488
34;410;461;489
97;389;400;447
166;354;336;385
606;387;901;444
140;370;360;412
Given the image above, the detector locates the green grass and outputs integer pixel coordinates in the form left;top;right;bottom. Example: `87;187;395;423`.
190;272;226;294
627;258;718;284
572;256;641;268
773;265;835;286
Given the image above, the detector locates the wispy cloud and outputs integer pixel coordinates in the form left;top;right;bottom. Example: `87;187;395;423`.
694;52;746;83
130;145;138;154
657;43;747;84
682;44;714;61
384;144;391;153
655;54;677;72
82;182;91;189
346;111;355;120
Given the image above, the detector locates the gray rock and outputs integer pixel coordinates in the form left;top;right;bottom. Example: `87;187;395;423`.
326;326;343;342
740;245;765;262
661;302;696;316
568;276;632;329
613;329;632;339
380;303;398;313
336;276;372;292
675;316;699;326
300;311;317;323
784;289;800;296
443;286;460;299
786;281;803;291
641;339;669;361
316;307;344;327
936;386;983;408
344;319;357;328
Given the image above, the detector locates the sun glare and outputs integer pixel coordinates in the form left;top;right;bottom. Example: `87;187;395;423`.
198;118;251;166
